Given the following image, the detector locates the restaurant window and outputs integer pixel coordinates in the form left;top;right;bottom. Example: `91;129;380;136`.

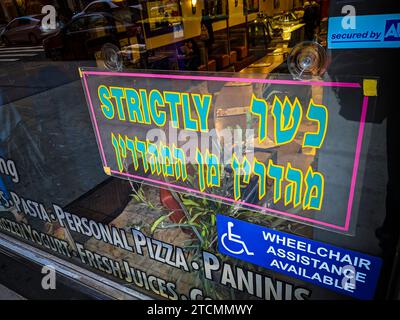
141;0;182;37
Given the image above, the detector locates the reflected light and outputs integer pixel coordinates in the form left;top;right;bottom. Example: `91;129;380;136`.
191;0;197;14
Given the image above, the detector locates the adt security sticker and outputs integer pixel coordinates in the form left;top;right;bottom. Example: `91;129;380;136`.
217;214;382;300
328;14;400;49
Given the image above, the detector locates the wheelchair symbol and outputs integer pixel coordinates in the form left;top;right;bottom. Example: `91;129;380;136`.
221;222;254;256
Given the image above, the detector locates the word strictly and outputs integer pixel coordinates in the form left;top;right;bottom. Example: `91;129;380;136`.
98;85;212;132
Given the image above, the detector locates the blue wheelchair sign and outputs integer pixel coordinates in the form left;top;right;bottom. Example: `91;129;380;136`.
217;214;382;300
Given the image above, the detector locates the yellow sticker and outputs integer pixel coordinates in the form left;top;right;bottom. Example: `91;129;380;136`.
302;147;316;156
104;166;111;175
363;79;378;97
78;68;83;78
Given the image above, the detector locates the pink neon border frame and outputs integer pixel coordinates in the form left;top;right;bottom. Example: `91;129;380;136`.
81;70;368;232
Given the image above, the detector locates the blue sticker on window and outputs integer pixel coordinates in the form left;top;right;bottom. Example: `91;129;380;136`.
328;14;400;49
216;214;382;300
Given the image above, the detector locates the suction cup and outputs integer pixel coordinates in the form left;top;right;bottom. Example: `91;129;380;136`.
287;41;327;80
